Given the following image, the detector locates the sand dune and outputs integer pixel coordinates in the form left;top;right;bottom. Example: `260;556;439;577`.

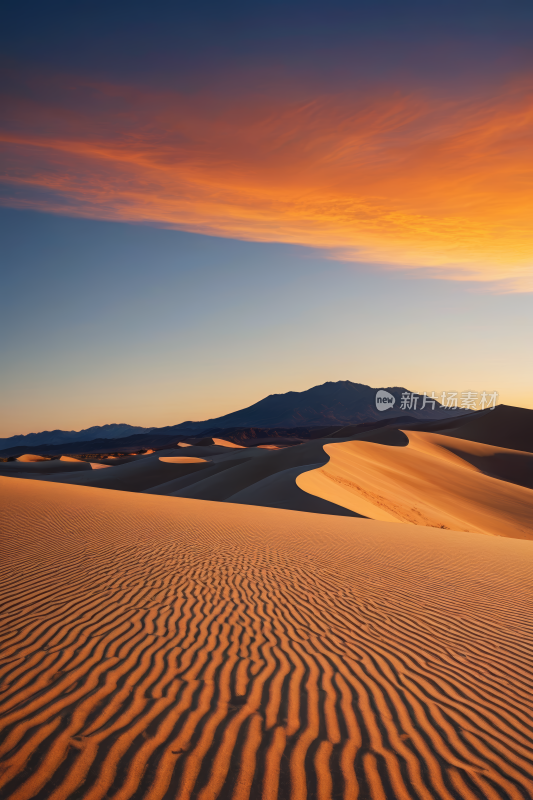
4;420;530;526
26;454;213;493
212;438;246;448
166;440;334;503
298;430;533;538
409;432;533;490
15;454;50;462
226;463;360;516
59;456;111;470
159;456;209;464
1;475;532;800
145;457;254;497
414;404;533;453
0;460;93;475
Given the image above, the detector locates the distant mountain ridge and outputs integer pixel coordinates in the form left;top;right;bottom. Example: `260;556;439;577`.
0;381;463;455
0;423;153;450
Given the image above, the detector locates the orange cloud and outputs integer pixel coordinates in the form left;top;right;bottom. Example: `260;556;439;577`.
1;75;533;289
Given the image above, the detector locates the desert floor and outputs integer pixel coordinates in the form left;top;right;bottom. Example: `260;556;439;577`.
1;407;532;799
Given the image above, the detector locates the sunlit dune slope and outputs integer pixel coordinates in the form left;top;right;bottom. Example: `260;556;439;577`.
1;476;532;800
158;457;209;464
15;454;50;462
298;431;533;538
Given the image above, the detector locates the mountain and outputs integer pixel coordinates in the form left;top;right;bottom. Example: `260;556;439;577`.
0;423;153;451
174;381;462;432
0;381;466;456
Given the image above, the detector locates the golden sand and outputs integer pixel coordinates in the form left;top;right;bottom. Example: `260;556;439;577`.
1;475;532;799
298;431;533;538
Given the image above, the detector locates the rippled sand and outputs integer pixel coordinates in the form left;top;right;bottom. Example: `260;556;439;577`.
1;475;532;799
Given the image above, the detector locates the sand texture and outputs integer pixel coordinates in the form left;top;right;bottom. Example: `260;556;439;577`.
1;475;533;800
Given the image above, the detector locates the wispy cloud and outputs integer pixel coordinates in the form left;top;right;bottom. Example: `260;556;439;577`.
2;72;533;289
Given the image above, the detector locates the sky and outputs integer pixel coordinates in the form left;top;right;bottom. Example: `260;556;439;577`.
1;0;532;436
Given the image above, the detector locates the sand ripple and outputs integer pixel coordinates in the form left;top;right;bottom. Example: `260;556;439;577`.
1;477;532;799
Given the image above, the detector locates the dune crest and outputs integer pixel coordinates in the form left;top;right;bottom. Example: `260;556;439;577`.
297;430;533;538
1;476;532;800
159;456;209;464
15;454;50;462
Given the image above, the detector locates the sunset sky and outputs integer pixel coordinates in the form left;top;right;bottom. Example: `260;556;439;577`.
1;0;532;436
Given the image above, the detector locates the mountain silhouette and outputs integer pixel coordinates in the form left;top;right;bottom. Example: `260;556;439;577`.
0;381;461;456
173;380;454;432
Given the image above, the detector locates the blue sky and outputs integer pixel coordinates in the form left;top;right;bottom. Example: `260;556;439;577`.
1;209;531;436
1;0;532;435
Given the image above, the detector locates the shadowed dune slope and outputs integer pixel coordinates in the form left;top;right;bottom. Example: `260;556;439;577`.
166;439;345;502
0;460;93;475
226;464;361;516
419;433;533;490
1;476;533;800
144;457;254;497
413;405;533;453
146;448;360;515
298;431;533;538
60;457;112;471
161;445;238;458
16;454;213;493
